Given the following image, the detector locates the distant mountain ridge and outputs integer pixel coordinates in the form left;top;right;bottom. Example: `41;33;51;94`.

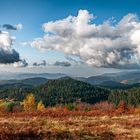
0;77;48;87
0;72;67;80
0;71;140;88
81;71;140;85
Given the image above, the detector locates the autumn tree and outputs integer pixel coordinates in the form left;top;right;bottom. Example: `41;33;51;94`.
37;101;45;111
117;100;126;113
23;93;36;112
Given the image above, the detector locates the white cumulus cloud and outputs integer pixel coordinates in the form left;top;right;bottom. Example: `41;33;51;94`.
13;59;28;68
31;10;140;69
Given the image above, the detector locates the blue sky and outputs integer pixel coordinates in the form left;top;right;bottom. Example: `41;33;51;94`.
0;0;140;76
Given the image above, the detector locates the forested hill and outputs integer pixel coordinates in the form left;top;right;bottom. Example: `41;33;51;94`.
33;77;110;106
0;77;110;106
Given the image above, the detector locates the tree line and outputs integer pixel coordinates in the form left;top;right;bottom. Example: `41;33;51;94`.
0;78;140;108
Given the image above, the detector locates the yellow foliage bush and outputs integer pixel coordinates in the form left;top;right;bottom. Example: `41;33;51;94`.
37;101;45;111
0;104;7;113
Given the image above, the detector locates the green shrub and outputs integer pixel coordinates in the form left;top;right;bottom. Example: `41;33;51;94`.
65;103;75;111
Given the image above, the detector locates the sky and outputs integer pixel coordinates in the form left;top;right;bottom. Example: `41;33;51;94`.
0;0;140;77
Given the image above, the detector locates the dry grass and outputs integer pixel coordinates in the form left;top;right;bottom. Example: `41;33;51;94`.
0;112;140;140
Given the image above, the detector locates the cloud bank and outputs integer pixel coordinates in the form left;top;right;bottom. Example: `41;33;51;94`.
33;60;47;67
54;61;71;67
31;10;140;69
32;60;71;67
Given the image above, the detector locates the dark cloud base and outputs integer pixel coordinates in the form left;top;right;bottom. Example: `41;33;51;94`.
0;49;20;64
3;24;17;30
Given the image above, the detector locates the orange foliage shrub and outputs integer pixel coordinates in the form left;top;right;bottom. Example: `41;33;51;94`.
92;101;115;112
12;104;23;113
74;102;92;111
134;105;140;114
